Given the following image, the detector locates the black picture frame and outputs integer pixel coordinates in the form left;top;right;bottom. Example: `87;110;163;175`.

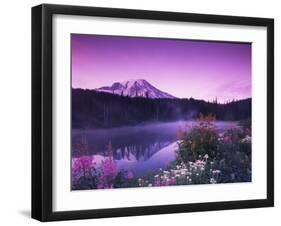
32;3;274;222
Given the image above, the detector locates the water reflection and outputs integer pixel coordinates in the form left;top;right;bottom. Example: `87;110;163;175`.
72;121;183;159
72;121;238;177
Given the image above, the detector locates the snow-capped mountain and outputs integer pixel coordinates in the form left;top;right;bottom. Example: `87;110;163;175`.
95;79;176;99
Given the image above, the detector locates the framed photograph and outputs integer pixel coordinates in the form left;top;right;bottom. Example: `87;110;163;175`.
32;4;274;221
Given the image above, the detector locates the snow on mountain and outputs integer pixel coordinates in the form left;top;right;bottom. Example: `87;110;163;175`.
95;79;176;99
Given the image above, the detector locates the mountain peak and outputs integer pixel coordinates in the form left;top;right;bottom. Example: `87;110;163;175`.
96;79;176;99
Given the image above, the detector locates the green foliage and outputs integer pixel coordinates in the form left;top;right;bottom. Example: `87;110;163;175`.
113;171;139;188
177;113;219;162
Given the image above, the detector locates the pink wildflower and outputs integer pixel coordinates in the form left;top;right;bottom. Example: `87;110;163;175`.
103;157;118;178
154;179;161;187
98;156;118;189
127;171;134;179
170;178;177;185
72;155;95;183
223;136;232;144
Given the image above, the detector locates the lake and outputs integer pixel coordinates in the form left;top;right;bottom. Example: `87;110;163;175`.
72;121;238;177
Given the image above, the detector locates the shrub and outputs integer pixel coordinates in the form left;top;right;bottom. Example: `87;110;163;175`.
71;155;98;189
177;113;219;162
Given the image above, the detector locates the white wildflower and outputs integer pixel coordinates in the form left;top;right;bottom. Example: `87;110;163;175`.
212;170;221;174
210;178;216;184
241;135;251;143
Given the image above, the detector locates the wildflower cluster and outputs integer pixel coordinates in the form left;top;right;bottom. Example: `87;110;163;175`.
72;114;252;190
171;114;251;185
177;113;219;162
137;154;221;187
72;155;98;189
72;141;136;190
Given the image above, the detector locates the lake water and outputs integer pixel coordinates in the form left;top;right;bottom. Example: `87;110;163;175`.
72;121;238;177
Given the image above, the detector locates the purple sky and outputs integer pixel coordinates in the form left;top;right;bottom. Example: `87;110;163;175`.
72;34;251;103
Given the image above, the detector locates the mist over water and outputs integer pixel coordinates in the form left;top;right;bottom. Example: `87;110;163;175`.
72;121;238;177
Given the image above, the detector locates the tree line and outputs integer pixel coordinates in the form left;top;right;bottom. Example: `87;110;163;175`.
72;88;251;129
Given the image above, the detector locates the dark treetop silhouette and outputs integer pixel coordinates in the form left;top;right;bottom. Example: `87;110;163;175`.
72;86;251;129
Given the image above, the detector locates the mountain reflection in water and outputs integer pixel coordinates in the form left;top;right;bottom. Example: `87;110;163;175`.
72;121;238;177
